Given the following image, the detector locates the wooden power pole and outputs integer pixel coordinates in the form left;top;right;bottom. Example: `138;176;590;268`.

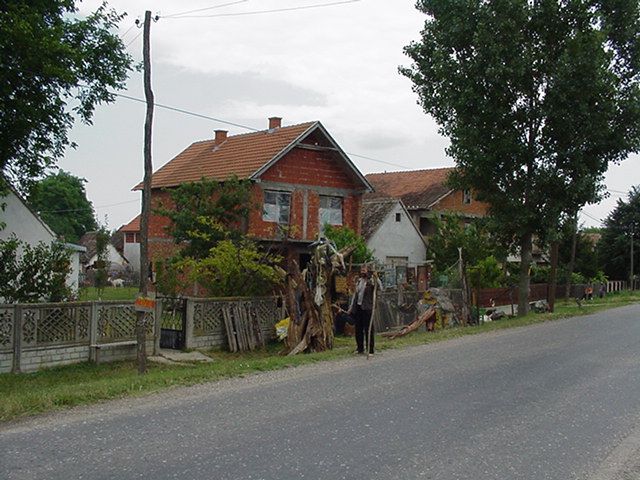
136;10;156;374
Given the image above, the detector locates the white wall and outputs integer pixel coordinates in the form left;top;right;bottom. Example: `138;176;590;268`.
0;190;55;246
367;203;427;267
123;241;140;273
87;244;129;268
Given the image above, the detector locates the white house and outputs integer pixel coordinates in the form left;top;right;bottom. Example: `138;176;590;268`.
0;185;85;295
362;197;427;269
78;231;130;275
118;214;140;273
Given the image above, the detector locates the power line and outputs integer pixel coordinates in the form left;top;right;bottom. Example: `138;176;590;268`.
112;92;260;131
38;199;140;215
163;0;250;19
125;31;142;48
119;23;136;39
111;92;416;170
163;0;360;19
346;152;412;170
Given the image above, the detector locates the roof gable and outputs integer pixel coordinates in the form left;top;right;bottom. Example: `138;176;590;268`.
135;121;372;192
362;197;426;248
366;167;454;209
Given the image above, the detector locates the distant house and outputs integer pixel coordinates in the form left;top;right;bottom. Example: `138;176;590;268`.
78;231;130;276
362;197;427;268
0;185;85;293
135;117;373;268
365;168;489;239
118;215;140;273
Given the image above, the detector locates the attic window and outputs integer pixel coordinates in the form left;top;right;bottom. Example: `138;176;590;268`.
263;190;291;224
319;195;343;227
463;189;472;204
395;213;401;222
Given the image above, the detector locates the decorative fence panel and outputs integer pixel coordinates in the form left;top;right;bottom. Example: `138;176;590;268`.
189;296;280;350
21;303;91;348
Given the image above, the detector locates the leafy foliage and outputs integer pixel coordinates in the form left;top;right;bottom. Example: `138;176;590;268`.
402;0;640;311
27;170;97;242
598;186;640;280
0;236;72;303
426;214;505;272
323;224;373;264
468;256;504;289
182;240;283;297
93;226;110;292
156;177;254;259
0;0;133;189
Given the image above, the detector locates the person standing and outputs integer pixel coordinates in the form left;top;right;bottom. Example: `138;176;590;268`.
348;264;382;355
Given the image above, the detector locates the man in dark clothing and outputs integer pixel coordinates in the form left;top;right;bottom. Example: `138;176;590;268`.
348;265;382;355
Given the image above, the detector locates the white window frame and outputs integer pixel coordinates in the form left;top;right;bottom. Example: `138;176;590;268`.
262;190;291;224
319;195;343;227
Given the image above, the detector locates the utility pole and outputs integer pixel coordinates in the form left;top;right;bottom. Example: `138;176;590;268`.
631;225;635;291
135;10;157;374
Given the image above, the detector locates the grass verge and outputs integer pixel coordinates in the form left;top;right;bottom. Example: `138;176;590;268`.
1;291;638;423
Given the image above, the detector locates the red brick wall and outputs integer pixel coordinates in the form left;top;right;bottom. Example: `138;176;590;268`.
261;147;357;189
250;147;364;241
433;189;489;217
146;146;366;259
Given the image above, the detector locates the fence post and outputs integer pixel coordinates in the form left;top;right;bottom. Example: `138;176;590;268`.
89;301;99;362
12;305;22;373
184;299;194;350
153;298;162;355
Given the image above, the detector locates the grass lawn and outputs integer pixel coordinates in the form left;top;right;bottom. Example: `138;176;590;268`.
1;290;638;423
77;286;138;301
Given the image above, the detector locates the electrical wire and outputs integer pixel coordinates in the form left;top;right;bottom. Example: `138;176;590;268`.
162;0;250;19
37;199;140;215
111;92;260;131
125;31;142;48
119;23;136;39
163;0;360;19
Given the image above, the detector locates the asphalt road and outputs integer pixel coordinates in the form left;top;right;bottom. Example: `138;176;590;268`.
1;304;640;480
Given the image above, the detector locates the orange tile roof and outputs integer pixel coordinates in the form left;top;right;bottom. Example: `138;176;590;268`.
119;214;140;232
135;122;316;190
365;167;454;209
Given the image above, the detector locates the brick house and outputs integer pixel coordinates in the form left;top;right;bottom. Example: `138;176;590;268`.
135;117;373;268
365;167;490;239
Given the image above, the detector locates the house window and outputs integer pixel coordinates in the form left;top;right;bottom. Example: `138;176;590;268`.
125;233;135;243
463;189;472;204
263;190;291;224
395;213;401;222
319;195;343;227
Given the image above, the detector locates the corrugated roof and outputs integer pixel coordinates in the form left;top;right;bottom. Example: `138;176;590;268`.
365;167;454;209
361;198;397;241
135;122;316;190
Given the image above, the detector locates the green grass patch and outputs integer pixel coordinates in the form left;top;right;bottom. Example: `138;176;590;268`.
1;290;638;423
77;286;138;301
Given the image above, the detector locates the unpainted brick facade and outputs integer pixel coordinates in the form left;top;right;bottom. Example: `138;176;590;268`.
147;145;366;269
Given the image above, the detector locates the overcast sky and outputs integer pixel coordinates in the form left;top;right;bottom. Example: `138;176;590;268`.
62;0;638;231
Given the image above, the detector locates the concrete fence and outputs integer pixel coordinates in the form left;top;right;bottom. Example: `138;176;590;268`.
0;296;281;374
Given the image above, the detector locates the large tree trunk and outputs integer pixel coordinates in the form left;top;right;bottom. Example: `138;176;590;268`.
565;215;578;300
518;232;533;316
548;240;559;312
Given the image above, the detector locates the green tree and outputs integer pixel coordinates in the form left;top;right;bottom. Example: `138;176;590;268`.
0;1;133;190
93;226;110;294
402;1;640;314
27;170;97;242
0;236;72;303
156;176;254;259
323;224;373;264
427;213;504;273
598;186;640;281
183;240;283;297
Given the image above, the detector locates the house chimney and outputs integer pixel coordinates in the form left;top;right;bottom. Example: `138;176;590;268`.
268;117;282;130
214;129;228;145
